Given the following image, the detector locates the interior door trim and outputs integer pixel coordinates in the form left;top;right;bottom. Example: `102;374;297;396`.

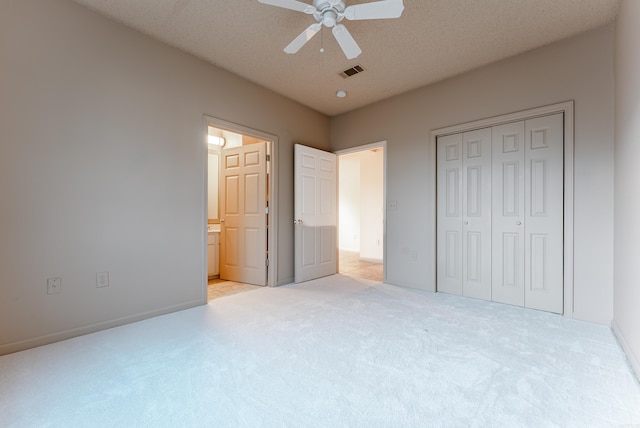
429;101;575;318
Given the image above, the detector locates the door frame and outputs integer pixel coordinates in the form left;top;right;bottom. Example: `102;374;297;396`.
202;115;278;294
429;101;575;317
335;141;388;282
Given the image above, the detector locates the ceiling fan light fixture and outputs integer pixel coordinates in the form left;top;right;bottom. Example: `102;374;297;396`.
336;89;347;98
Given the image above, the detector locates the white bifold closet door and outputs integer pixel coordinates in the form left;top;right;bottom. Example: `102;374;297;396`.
436;133;463;295
436;128;492;300
523;114;563;312
437;113;563;313
491;121;526;307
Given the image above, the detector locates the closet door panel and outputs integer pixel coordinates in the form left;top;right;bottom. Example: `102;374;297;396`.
491;121;526;306
437;134;463;295
524;114;564;313
461;129;492;301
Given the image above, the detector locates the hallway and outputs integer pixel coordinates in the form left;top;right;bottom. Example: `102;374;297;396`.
339;250;383;282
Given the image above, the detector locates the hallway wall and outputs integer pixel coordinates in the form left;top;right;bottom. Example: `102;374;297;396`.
338;150;384;262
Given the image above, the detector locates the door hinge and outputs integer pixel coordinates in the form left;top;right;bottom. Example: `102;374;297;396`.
265;258;269;267
265;206;269;214
266;154;271;162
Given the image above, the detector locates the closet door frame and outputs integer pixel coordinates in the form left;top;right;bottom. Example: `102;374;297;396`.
430;101;575;318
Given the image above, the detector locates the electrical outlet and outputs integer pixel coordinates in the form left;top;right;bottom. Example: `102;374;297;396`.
410;250;418;262
96;272;109;288
389;201;398;210
47;277;61;294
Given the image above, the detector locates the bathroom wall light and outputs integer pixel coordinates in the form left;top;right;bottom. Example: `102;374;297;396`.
336;89;347;98
208;135;226;147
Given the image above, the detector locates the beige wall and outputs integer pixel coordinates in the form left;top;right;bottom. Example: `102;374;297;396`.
0;0;330;354
332;25;615;325
613;0;640;378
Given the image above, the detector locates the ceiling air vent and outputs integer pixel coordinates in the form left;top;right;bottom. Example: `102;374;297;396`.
339;64;365;79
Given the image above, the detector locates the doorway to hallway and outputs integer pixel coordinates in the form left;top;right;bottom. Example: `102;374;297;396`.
337;142;386;282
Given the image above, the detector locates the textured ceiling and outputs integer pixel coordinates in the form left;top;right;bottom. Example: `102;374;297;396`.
71;0;619;116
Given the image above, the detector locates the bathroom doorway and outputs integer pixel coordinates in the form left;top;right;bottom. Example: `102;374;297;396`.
337;142;386;282
205;117;277;301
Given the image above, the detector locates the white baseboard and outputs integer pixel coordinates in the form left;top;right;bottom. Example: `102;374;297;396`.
611;319;640;382
0;299;203;356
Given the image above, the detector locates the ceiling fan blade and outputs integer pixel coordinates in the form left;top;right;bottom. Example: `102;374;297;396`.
258;0;315;14
343;0;404;20
284;23;322;54
332;24;362;60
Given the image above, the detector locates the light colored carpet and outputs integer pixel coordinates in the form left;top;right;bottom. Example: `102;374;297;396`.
1;275;639;427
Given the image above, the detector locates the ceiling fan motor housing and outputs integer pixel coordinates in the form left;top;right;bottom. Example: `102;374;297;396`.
313;0;346;27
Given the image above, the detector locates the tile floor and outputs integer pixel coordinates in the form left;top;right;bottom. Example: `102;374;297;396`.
207;278;262;301
339;250;383;281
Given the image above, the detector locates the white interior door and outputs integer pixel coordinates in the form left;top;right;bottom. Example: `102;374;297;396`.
436;134;463;295
462;128;492;300
492;121;526;306
524;114;564;313
294;144;337;283
219;142;267;286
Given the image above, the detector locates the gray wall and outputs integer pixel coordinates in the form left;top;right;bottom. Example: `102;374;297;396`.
613;0;640;378
332;25;615;325
0;0;330;354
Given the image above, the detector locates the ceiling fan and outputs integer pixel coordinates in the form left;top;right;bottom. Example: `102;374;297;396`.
258;0;405;60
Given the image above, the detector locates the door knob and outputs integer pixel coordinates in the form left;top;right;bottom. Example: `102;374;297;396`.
516;221;522;226
220;219;225;223
463;221;469;226
294;219;304;224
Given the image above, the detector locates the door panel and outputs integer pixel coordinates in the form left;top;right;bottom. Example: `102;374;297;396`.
220;142;267;286
225;227;239;267
294;144;337;283
461;129;492;300
524;114;563;313
437;134;463;295
492;121;526;306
